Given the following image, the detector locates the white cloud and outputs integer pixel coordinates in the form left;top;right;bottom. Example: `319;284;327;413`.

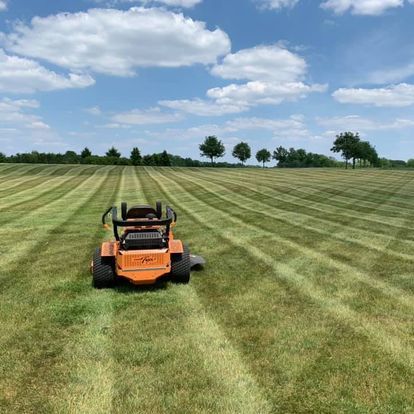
3;7;230;76
317;115;414;131
84;106;102;116
111;107;183;125
132;0;202;6
162;44;326;116
225;115;308;137
320;0;404;15
0;1;6;11
93;0;201;7
255;0;299;10
0;49;95;93
208;81;327;106
148;115;309;142
0;98;51;130
333;83;414;107
159;98;249;116
368;63;414;84
256;0;414;14
211;44;307;83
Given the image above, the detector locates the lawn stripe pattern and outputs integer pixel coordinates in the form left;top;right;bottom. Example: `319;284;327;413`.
145;168;414;369
0;165;412;413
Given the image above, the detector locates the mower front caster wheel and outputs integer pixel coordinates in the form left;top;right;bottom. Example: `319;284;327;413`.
92;248;116;289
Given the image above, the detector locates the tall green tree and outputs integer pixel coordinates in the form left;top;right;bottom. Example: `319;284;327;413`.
81;147;92;158
0;152;6;162
272;146;289;166
106;146;121;158
130;147;142;166
232;142;251;165
407;159;414;168
159;150;171;166
256;148;271;168
199;136;225;165
331;132;360;169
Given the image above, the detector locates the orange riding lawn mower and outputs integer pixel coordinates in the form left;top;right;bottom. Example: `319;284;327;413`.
91;201;205;288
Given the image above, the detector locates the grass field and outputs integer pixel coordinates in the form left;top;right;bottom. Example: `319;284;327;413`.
0;164;413;413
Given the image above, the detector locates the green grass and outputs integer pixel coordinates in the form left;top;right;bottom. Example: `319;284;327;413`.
0;164;413;413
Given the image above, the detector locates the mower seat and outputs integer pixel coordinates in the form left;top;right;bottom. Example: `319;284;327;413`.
127;205;158;219
121;201;163;220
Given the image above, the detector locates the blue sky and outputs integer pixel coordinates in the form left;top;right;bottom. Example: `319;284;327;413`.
1;0;414;162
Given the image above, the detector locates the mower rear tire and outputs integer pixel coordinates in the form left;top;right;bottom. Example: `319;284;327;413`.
93;248;116;289
171;244;191;284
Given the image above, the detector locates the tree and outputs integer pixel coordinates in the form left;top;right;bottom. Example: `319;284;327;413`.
0;152;6;162
159;150;171;166
273;146;289;166
232;142;251;165
407;159;414;168
106;146;121;158
199;136;225;165
81;147;92;159
256;148;271;168
331;132;360;169
63;151;80;164
130;147;142;166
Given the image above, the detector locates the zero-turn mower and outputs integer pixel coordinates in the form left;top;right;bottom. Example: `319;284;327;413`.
91;201;204;288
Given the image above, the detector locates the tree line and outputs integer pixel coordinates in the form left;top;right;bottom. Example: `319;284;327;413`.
200;135;351;168
198;133;413;168
1;131;413;168
0;146;242;168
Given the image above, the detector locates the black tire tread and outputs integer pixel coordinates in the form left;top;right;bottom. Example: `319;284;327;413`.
171;244;191;284
92;247;116;289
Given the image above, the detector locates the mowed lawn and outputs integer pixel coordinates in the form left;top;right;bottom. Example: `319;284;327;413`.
0;164;413;414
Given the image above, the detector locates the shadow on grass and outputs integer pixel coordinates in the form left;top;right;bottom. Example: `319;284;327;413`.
111;277;170;294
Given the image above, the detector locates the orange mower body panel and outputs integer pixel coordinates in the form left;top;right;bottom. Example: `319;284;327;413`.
100;238;184;285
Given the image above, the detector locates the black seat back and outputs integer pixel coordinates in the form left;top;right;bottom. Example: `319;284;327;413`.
126;205;158;219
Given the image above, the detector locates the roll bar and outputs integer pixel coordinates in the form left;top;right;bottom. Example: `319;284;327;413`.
102;205;177;241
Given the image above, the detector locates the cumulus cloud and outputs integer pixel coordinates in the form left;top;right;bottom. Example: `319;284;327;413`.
0;1;6;11
93;0;201;7
208;81;327;106
0;98;51;129
320;0;404;15
333;83;414;107
111;107;183;125
211;44;307;83
255;0;414;14
0;49;95;93
162;44;325;116
3;7;230;76
130;0;202;6
84;106;102;116
148;114;309;142
317;115;414;131
254;0;299;10
159;98;249;116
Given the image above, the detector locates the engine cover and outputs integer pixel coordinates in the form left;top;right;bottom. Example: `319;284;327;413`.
122;230;166;250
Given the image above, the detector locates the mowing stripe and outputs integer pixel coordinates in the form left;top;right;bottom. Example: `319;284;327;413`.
165;168;414;304
223;169;414;211
145;168;414;371
0;164;56;188
171;168;414;261
195;169;414;232
131;167;274;412
55;168;126;414
0;165;92;209
0;165;71;197
0;166;114;275
174;286;273;413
